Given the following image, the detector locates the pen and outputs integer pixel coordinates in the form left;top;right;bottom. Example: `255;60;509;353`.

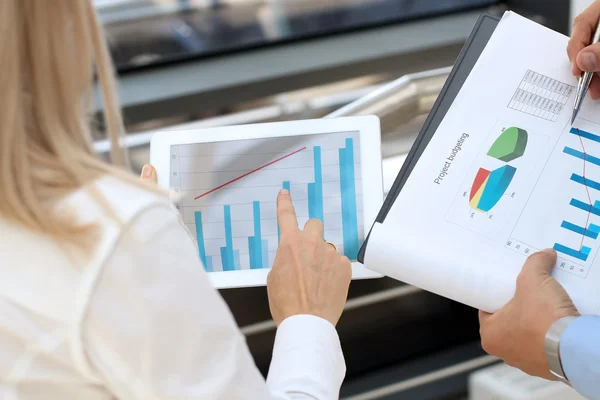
572;20;600;125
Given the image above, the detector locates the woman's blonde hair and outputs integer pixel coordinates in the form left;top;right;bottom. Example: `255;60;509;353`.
0;0;138;248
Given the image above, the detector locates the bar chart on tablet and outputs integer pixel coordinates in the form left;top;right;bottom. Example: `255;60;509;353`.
169;132;364;272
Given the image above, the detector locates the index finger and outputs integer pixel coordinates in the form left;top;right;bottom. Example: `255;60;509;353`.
277;189;298;234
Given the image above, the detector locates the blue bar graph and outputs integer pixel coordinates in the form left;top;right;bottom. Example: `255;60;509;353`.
247;237;254;268
220;205;237;271
563;147;600;167
569;198;600;217
261;240;268;269
570;174;600;191
339;138;359;258
561;221;600;239
249;201;267;269
205;256;214;272
278;181;291;243
553;243;592;261
194;211;208;268
314;147;323;220
571;127;600;143
571;198;593;212
192;135;361;271
308;146;324;221
220;247;229;271
254;202;262;268
308;183;315;217
233;250;241;270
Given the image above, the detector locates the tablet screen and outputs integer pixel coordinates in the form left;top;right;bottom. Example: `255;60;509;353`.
168;131;364;272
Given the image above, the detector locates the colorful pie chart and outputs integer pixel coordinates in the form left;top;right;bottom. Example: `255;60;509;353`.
469;165;517;212
469;127;527;212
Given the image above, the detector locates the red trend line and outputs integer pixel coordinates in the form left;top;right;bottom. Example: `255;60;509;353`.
194;146;307;200
576;128;593;251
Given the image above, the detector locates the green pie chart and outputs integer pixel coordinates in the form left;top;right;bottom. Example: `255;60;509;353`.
487;127;528;162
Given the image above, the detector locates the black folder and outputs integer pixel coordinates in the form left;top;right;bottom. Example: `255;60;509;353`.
358;14;501;263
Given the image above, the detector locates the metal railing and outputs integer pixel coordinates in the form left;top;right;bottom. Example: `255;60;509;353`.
327;66;450;123
342;355;498;400
93;67;450;155
241;284;421;336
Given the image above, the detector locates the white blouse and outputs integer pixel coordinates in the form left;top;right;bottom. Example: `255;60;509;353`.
0;177;345;399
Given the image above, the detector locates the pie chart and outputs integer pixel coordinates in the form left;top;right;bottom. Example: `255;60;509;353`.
487;127;527;162
469;126;527;212
469;165;517;212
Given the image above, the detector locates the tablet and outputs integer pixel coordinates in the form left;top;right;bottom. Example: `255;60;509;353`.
151;116;383;288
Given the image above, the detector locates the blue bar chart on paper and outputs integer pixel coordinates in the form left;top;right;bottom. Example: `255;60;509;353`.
170;132;363;272
507;125;600;278
553;127;600;265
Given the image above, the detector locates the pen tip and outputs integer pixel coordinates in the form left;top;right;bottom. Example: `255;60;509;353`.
571;111;577;125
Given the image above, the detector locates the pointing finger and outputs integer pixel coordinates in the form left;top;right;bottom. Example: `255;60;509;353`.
277;189;298;235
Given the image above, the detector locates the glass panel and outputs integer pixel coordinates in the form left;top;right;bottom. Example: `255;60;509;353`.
95;0;497;72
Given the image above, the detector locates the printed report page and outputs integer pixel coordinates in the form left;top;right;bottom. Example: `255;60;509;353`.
365;12;600;314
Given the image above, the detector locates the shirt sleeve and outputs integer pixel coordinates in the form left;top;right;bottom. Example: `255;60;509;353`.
82;204;345;400
560;315;600;400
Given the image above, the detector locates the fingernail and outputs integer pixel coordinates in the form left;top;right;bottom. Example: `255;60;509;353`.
279;189;289;195
542;248;557;255
141;164;153;178
581;52;597;71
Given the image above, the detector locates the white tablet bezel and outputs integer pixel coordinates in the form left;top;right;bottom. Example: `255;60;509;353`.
151;115;384;288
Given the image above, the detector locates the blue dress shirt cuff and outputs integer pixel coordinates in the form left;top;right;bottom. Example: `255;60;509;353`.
560;315;600;400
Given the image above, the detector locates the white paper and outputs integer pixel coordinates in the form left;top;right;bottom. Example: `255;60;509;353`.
365;12;600;315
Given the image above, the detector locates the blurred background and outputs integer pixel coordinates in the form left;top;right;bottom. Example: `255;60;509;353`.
92;1;592;399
